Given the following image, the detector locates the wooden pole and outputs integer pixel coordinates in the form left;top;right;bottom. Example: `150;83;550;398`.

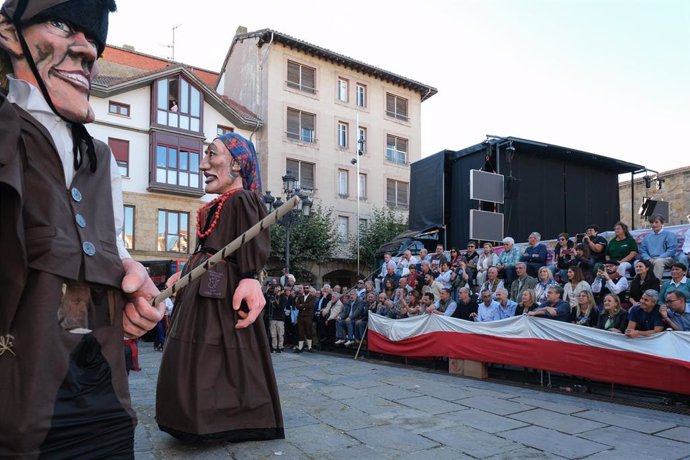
152;195;300;305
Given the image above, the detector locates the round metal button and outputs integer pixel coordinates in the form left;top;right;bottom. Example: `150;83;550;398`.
71;187;82;202
75;214;86;228
82;241;96;256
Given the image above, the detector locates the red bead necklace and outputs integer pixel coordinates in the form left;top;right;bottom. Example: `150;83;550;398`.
196;187;241;239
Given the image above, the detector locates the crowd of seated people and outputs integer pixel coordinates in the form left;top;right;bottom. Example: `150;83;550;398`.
263;214;690;352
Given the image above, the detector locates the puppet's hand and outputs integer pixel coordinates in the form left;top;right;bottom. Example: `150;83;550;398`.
233;278;266;329
121;258;164;337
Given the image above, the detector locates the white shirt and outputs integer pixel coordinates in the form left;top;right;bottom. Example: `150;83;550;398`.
8;76;130;260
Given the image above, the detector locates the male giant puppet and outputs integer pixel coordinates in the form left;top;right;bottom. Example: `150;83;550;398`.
0;1;165;457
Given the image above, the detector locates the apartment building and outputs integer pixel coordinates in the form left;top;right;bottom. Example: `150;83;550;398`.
90;45;262;280
217;28;437;251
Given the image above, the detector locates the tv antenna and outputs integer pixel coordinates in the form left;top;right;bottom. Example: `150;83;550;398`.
167;24;182;61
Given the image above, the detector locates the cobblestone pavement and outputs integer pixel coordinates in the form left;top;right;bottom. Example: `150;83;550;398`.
131;343;690;459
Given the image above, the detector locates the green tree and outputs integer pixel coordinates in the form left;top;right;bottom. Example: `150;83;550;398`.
269;203;339;272
351;206;407;270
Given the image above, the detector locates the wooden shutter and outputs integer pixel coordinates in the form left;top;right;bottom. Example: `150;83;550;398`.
301;162;315;189
287;61;300;85
302;66;315;91
108;138;129;162
287;108;299;137
386;93;395;114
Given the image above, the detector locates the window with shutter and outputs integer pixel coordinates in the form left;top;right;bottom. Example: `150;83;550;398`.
386;179;408;209
386;134;408;165
385;93;409;121
108;138;129;176
287;108;300;140
286;159;315;191
286;60;316;94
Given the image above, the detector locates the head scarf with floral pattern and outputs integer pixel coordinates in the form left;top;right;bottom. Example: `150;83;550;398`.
216;132;262;193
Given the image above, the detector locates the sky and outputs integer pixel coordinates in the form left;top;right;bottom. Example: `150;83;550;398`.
107;0;690;175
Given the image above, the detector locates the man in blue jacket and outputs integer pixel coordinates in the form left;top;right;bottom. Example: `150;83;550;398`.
640;214;678;280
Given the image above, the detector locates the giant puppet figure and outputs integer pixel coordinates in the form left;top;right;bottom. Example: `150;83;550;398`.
0;0;166;457
156;132;284;443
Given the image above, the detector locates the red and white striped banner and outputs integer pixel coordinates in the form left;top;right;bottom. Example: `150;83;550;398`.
368;314;690;395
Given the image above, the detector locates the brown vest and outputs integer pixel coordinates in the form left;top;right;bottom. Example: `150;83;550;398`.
17;104;124;288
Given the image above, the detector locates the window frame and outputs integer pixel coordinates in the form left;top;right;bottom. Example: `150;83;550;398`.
286;60;317;94
286;158;315;191
357;127;367;154
122;205;135;250
108;101;130;117
157;209;190;253
385;93;409;122
217;125;234;136
386;134;409;165
337;121;349;149
386;179;409;210
338;169;349;197
358;173;367;200
356;83;367;108
337;77;349;102
286;107;317;143
149;131;204;196
337;215;349;243
108;137;130;177
152;75;204;134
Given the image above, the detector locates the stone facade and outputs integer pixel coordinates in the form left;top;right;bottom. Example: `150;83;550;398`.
619;166;690;229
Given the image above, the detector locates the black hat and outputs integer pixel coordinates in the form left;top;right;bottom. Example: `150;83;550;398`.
2;0;116;55
604;260;620;266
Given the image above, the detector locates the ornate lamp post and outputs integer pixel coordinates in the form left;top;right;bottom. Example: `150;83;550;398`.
263;173;313;274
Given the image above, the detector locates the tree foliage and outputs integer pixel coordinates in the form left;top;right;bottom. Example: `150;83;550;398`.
269;203;339;271
350;206;407;271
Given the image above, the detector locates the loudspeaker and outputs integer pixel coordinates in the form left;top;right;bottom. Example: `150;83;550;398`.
639;198;669;222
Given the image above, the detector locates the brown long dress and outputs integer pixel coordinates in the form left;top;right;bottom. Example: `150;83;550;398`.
155;190;284;442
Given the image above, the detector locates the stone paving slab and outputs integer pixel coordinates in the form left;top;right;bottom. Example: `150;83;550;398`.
656;425;690;441
285;423;359;457
311;404;382;432
499;425;609;458
578;426;690;459
396;395;470;415
574;409;678;434
509;396;589;414
452;395;536;415
338;394;408;415
365;382;425;400
404;445;475;459
348;425;441;453
508;408;608;435
317;383;370;400
454;408;530;434
370;407;464;435
486;446;567;459
581;447;667;460
423;425;521;458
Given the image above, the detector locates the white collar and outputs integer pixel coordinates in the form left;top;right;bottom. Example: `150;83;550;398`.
7;75;63;122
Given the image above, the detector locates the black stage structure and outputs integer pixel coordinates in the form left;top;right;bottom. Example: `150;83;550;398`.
409;136;645;249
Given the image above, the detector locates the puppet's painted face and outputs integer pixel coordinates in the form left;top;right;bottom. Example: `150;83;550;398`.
9;18;98;122
200;139;241;194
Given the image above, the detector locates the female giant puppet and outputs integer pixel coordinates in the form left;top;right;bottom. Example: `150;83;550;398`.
156;133;285;443
0;0;165;457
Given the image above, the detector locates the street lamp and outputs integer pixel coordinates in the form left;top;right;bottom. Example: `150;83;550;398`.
263;173;312;274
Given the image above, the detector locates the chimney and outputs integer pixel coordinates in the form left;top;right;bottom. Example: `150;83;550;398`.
236;26;248;36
